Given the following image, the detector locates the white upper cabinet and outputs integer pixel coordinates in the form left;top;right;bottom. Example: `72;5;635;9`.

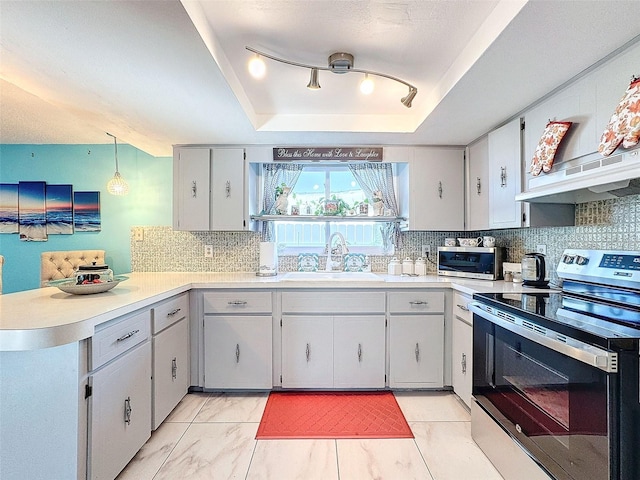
488;118;524;229
399;147;464;231
466;136;490;231
173;147;249;231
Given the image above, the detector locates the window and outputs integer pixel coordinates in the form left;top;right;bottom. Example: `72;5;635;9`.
272;165;389;254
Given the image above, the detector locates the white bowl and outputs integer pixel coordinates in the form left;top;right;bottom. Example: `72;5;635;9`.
457;238;479;247
48;275;128;295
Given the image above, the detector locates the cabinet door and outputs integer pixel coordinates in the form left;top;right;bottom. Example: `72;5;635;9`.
452;317;473;408
389;315;444;388
466;136;490;230
281;315;333;388
89;341;151;480
488;118;524;229
211;148;246;231
204;315;272;389
174;147;210;231
410;148;464;230
333;315;386;388
152;317;189;429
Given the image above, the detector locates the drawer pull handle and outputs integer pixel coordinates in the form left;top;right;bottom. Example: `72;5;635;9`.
192;181;197;197
457;304;469;311
476;177;481;195
124;396;132;425
409;301;428;305
226;180;231;198
438;181;443;199
116;329;139;342
461;353;467;374
167;308;181;316
415;343;420;362
306;343;310;362
358;343;362;362
228;300;248;306
172;357;177;379
235;344;240;363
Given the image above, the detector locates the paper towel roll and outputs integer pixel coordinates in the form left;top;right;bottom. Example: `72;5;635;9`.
258;242;278;275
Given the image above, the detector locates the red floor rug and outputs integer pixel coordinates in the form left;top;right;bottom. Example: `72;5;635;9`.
256;391;413;439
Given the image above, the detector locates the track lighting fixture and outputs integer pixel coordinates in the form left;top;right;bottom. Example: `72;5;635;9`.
246;46;417;108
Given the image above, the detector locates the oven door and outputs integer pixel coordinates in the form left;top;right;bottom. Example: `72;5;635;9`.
469;302;617;480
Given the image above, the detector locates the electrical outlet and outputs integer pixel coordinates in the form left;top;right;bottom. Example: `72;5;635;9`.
536;244;547;255
132;227;144;242
204;245;214;258
421;244;431;258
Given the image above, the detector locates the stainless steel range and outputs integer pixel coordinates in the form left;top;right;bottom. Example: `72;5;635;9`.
469;249;640;480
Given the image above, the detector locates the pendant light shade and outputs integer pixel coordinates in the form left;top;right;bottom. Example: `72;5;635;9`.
106;133;129;196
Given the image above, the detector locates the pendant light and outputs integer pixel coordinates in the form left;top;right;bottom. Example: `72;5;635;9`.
106;133;129;196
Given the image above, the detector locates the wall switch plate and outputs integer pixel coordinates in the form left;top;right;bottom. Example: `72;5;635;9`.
536;244;547;255
421;244;431;258
204;245;214;258
132;227;144;242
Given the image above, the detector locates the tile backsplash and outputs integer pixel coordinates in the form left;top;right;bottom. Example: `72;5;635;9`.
132;195;639;283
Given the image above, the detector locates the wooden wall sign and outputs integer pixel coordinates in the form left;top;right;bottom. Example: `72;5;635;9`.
273;147;383;162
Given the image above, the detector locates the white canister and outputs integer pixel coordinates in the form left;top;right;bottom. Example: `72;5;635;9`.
414;257;427;276
402;257;414;275
387;257;402;276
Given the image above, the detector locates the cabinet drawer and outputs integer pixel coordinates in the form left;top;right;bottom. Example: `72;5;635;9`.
152;292;189;334
91;310;151;371
388;291;444;313
281;291;385;314
453;292;473;325
203;291;272;314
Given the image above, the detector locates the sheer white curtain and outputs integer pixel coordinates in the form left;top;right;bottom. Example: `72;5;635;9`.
261;163;304;241
348;163;401;248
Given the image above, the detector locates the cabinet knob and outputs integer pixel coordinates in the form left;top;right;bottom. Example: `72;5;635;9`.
124;396;132;425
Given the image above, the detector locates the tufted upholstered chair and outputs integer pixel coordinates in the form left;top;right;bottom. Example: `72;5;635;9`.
0;255;4;294
40;250;106;287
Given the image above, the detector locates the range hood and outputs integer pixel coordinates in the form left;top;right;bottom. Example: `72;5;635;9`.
515;148;640;204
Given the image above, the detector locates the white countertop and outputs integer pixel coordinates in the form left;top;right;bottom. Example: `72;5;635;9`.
0;272;548;351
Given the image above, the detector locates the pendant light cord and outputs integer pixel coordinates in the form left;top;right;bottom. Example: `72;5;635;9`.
106;132;119;172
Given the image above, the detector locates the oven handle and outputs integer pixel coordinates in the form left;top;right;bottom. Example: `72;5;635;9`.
468;301;618;373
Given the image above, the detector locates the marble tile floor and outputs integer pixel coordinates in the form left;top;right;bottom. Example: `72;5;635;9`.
117;391;504;480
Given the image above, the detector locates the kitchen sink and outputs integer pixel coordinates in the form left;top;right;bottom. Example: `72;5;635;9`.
281;271;384;282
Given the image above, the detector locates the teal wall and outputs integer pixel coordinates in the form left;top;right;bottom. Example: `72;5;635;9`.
0;144;172;293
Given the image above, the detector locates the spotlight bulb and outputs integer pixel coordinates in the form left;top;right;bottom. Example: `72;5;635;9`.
248;55;266;79
360;74;374;95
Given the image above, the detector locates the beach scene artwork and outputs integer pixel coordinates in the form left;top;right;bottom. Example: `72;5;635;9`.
18;181;48;241
0;183;19;234
73;191;101;232
46;184;74;235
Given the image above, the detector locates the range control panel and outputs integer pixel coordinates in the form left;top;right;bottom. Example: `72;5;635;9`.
557;249;640;288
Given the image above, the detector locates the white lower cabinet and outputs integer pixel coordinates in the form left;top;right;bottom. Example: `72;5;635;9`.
204;315;273;389
452;292;473;408
281;315;334;388
388;291;445;388
202;291;273;389
88;340;151;480
334;315;386;388
280;291;386;389
152;317;189;429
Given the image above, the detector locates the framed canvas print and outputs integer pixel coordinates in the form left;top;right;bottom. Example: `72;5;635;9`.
18;181;48;241
0;183;19;234
46;184;73;234
73;191;101;232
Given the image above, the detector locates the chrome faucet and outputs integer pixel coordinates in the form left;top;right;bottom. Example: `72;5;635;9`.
325;231;349;272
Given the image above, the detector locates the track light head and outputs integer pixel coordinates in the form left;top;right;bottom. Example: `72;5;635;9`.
307;68;321;90
401;87;417;108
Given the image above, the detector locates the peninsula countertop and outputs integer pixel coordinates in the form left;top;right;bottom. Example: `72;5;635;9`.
0;272;547;351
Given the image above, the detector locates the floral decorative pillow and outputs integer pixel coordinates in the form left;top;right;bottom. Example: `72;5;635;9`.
598;77;640;156
530;121;572;176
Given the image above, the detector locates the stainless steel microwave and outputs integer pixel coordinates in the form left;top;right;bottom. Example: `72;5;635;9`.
437;246;505;280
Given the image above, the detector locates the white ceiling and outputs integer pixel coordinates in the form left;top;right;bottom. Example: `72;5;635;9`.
1;0;639;157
